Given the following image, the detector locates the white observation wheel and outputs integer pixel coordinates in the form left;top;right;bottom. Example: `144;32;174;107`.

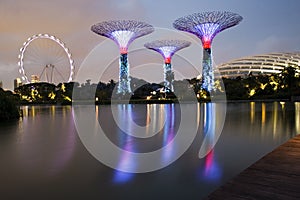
18;33;74;84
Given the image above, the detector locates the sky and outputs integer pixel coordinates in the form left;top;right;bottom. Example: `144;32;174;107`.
1;0;300;90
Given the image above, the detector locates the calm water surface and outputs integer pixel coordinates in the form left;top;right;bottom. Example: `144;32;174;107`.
0;102;299;199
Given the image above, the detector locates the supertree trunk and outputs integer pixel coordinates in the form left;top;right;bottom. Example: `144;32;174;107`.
164;62;174;92
118;53;131;94
202;48;214;92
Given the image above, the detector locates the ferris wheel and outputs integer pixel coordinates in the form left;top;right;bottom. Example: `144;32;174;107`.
18;33;75;85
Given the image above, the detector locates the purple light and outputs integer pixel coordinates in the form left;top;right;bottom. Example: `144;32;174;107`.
194;23;220;48
173;11;243;91
111;30;135;54
173;11;243;48
158;46;177;61
203;150;222;181
145;40;191;62
145;40;190;92
91;20;154;54
91;20;154;94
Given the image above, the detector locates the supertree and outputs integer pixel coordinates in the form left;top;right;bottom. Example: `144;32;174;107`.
173;11;243;92
144;40;191;92
91;20;154;94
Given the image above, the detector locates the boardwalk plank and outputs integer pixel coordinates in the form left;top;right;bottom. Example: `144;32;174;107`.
205;134;300;200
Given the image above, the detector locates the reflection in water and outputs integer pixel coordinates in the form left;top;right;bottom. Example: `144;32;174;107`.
1;103;299;199
162;104;176;163
203;150;221;181
296;102;300;134
250;102;255;124
112;104;177;183
199;103;226;159
112;104;165;138
112;104;139;183
113;134;135;184
247;102;296;140
18;106;76;176
113;170;134;184
261;103;266;134
200;103;225;181
273;102;278;138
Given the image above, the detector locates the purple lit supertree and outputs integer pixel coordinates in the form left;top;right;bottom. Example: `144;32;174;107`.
91;20;154;94
173;11;243;92
144;40;191;92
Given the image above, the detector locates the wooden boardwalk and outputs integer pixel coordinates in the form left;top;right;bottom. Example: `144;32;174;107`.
205;134;300;200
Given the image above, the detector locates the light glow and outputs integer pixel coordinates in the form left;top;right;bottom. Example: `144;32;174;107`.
91;20;154;95
18;33;75;84
144;40;191;93
173;11;243;92
249;89;256;97
118;53;131;94
158;46;177;60
195;23;220;48
111;30;135;54
48;92;56;100
260;83;268;90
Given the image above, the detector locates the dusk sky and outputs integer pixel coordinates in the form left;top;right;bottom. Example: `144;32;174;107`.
1;0;300;90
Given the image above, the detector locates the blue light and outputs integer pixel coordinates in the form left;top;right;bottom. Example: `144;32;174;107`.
117;53;132;94
163;63;174;92
202;48;214;92
113;170;134;184
203;150;222;181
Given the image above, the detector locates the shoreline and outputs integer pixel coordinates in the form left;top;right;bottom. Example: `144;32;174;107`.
17;98;299;106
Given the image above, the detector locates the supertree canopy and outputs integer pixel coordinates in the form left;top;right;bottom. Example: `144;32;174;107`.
91;20;154;94
173;11;243;92
144;40;191;92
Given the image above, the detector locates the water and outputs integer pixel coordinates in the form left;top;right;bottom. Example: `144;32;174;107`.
0;102;299;199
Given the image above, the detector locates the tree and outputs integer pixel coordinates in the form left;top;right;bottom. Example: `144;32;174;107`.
0;88;20;121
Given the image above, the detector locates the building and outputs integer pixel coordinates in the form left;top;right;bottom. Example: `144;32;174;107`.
217;52;300;78
31;75;40;83
14;78;23;89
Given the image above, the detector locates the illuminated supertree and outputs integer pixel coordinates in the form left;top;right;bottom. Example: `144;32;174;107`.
91;20;154;94
173;11;243;92
144;40;191;92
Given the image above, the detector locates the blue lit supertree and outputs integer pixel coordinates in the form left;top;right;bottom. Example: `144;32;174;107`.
91;20;154;94
173;11;243;92
144;40;191;92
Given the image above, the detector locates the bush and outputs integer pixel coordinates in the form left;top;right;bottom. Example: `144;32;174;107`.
0;88;20;121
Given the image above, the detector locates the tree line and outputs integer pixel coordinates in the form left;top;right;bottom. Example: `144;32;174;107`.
12;66;300;104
